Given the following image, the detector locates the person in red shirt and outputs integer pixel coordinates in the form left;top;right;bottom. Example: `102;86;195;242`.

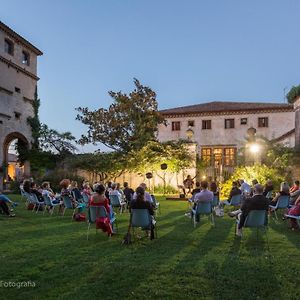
290;180;300;193
90;184;113;236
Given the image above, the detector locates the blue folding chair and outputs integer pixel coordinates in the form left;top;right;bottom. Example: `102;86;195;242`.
269;195;290;220
43;194;60;215
192;201;214;227
82;192;90;205
131;209;157;239
223;194;241;207
236;210;268;242
62;195;84;219
87;206;117;240
109;194;126;213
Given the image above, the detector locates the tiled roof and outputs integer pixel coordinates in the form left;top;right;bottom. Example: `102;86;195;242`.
0;21;43;55
160;101;293;116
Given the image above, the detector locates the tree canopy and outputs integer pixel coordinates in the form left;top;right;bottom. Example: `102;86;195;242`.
286;85;300;103
76;79;166;152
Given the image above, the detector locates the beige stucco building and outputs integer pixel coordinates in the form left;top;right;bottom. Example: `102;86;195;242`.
158;101;295;181
0;21;42;190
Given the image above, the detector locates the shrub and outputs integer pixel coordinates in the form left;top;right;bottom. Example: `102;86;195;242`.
153;184;178;194
220;164;285;199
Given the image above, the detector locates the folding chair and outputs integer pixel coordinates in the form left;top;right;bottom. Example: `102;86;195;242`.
192;201;214;227
43;194;60;215
222;194;241;207
62;195;84;219
87;206;117;240
131;208;157;239
269;195;290;220
151;194;160;215
109;194;126;213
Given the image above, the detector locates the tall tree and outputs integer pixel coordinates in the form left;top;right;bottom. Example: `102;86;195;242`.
286;84;300;104
76;79;166;152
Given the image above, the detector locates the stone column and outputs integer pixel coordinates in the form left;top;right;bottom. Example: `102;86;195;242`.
294;96;300;150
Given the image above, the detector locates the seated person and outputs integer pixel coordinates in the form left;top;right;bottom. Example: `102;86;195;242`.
223;181;241;205
263;180;273;198
290;188;300;205
209;181;219;198
90;184;114;236
41;182;61;204
82;182;92;196
23;179;31;194
235;184;269;237
191;181;201;196
238;179;251;197
30;182;43;201
130;187;155;238
0;193;15;217
193;181;214;222
60;179;75;206
285;195;300;230
133;183;153;205
290;180;300;193
70;181;83;202
249;179;259;197
270;182;290;206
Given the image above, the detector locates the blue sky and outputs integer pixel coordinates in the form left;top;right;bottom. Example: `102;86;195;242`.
1;0;300;152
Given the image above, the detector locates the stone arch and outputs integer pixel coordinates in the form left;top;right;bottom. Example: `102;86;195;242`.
2;132;30;186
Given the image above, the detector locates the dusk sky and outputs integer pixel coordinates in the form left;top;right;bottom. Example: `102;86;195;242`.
1;0;300;152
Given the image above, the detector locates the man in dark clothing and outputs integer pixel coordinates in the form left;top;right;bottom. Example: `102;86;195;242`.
123;182;134;204
236;184;268;237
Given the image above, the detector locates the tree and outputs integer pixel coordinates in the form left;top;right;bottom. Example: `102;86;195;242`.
39;124;77;156
76;79;166;152
286;85;300;104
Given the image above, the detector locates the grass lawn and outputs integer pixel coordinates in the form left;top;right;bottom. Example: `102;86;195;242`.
0;194;300;300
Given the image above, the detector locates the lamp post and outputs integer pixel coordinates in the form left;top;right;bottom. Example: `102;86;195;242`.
186;127;194;141
160;163;168;195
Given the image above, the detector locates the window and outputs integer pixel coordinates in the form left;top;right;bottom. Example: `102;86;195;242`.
258;117;268;128
4;39;14;55
240;118;247;125
201;148;212;166
22;51;30;65
202;120;211;130
188;120;194;127
15;87;21;93
225;119;235;129
213;148;223;167
224;148;236;166
171;121;181;131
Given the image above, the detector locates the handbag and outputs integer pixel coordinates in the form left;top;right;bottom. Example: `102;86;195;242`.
215;206;224;217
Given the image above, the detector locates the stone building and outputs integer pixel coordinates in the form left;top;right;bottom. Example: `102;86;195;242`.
0;21;42;190
158;101;295;181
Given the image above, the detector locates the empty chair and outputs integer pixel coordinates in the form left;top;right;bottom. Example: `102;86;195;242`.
191;202;214;227
269;195;290;220
109;194;126;213
87;205;117;240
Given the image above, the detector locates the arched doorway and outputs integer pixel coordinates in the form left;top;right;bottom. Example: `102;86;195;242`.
2;132;30;189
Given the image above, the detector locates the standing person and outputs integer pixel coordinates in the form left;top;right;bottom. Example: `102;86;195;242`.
235;184;268;237
193;181;214;222
123;182;134;204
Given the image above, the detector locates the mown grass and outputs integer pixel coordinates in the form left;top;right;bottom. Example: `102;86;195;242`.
0;195;299;300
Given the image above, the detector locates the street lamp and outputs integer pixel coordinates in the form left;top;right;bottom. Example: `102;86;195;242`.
249;143;260;154
186;127;194;140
